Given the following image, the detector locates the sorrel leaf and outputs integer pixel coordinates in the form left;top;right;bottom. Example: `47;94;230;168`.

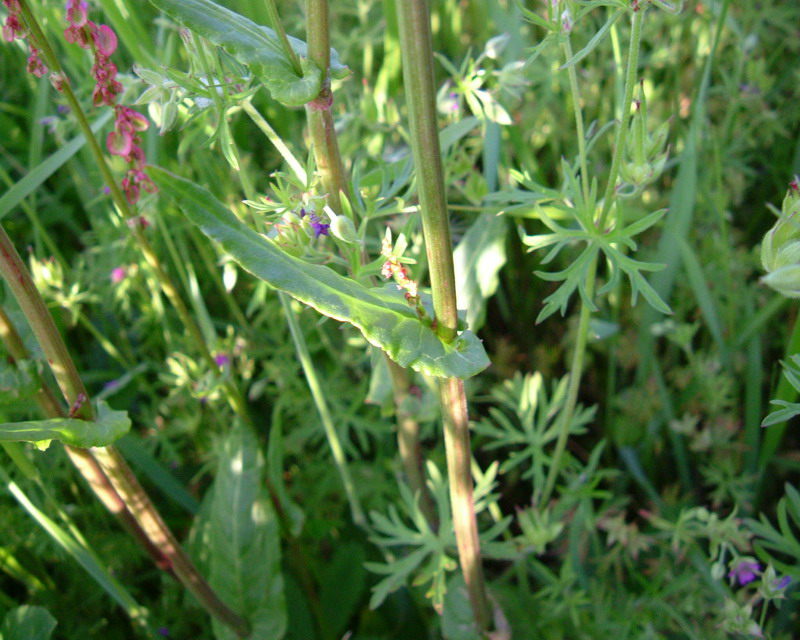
150;0;348;106
150;167;491;379
0;401;130;448
208;425;286;640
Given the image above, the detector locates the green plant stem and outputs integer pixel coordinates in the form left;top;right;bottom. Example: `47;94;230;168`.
597;4;645;230
386;358;438;528
279;293;365;526
440;377;491;629
297;0;436;529
17;0;252;425
0;226;250;638
262;0;303;76
90;446;250;638
540;257;597;506
0;305;172;576
395;0;491;631
241;100;308;184
561;40;590;204
304;0;350;216
0;224;93;419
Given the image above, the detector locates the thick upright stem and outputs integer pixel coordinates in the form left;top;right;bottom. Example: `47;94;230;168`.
296;0;436;528
394;0;458;341
387;359;438;527
395;0;491;631
0;225;93;420
0;227;249;638
440;378;491;629
305;0;350;215
17;0;252;424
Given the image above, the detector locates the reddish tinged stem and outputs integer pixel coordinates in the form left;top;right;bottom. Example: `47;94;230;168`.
387;358;438;528
305;0;350;215
0;226;250;637
394;0;492;631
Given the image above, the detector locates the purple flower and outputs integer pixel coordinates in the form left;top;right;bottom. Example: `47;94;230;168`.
307;212;330;238
214;353;230;368
729;560;761;586
774;576;792;590
157;628;169;637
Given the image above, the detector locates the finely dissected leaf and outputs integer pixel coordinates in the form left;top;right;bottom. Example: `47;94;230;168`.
150;168;490;379
454;213;507;332
150;0;348;106
208;425;286;640
1;606;57;640
0;401;130;448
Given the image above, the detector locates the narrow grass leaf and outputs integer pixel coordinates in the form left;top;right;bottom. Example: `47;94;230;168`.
151;167;490;378
0;468;151;631
0;112;112;222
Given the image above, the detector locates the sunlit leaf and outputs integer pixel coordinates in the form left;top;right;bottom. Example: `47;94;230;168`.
208;425;286;640
0;401;130;448
150;0;348;106
150;167;490;379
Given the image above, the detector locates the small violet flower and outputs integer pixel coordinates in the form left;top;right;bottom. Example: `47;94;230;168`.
309;214;330;238
728;560;761;586
214;353;230;368
299;208;330;238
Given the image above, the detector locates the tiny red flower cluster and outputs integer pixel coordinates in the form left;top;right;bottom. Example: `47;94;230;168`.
3;0;48;77
380;236;420;304
64;0;121;106
63;0;156;205
108;105;156;204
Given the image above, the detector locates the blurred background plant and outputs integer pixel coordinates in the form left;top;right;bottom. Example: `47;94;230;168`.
0;0;799;638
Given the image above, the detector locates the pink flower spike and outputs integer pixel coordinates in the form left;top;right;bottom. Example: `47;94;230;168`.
94;24;117;57
107;129;133;156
